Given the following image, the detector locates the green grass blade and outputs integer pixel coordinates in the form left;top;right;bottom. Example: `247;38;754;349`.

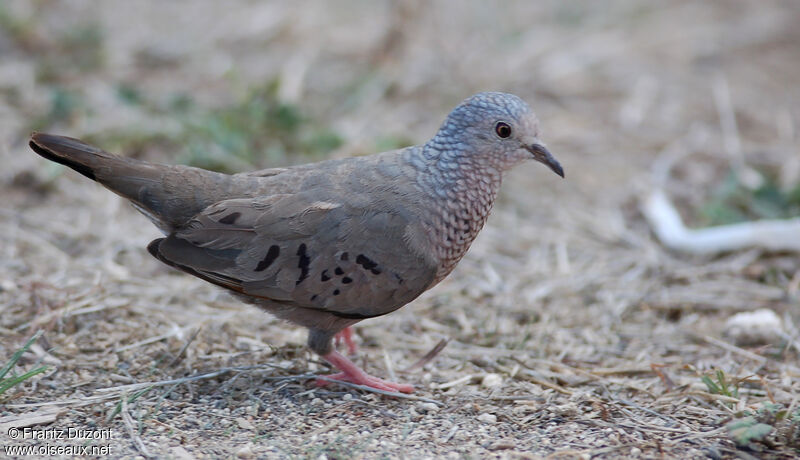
0;330;44;381
0;366;48;395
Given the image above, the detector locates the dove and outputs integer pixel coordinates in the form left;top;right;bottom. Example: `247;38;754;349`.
29;92;563;393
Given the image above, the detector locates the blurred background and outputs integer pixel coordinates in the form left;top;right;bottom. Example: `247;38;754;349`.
1;1;799;457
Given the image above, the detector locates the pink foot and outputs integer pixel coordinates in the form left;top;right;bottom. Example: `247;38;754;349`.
316;350;414;393
333;327;358;355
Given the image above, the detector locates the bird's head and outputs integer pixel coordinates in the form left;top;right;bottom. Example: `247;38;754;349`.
432;92;564;178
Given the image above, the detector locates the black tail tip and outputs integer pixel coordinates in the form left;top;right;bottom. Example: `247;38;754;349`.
29;133;97;181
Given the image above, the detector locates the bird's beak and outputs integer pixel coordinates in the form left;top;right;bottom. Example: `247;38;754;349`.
525;142;564;178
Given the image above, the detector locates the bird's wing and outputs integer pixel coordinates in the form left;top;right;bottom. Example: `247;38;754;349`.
148;192;437;319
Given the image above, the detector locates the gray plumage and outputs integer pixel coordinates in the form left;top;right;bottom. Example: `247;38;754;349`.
29;92;563;392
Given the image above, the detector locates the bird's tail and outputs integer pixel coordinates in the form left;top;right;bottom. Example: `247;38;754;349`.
29;133;121;182
29;133;233;231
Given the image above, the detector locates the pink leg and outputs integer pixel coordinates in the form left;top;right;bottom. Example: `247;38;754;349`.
316;350;414;393
334;327;358;355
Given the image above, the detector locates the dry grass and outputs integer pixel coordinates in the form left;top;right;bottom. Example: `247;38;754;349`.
1;1;799;458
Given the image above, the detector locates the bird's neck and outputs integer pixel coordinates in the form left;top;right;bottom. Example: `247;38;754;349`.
409;144;504;282
417;143;504;194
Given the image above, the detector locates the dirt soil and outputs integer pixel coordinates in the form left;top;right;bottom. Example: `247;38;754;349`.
1;1;799;458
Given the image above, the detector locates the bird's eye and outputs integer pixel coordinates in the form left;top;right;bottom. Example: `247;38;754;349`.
495;122;512;139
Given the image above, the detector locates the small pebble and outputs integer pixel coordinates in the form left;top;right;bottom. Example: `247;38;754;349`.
477;413;497;424
481;373;503;388
418;402;440;413
236;417;254;430
169;446;194;460
235;443;255;459
0;279;16;292
489;440;515;450
724;308;783;345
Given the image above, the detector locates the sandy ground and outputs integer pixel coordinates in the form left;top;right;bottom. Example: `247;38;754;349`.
1;1;799;458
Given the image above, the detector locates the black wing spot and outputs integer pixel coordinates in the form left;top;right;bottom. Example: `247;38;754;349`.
311;294;318;301
254;245;280;272
334;267;344;276
342;276;352;284
296;243;310;285
219;212;241;224
340;252;349;261
333;289;340;296
356;254;378;271
321;270;331;282
371;268;382;275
